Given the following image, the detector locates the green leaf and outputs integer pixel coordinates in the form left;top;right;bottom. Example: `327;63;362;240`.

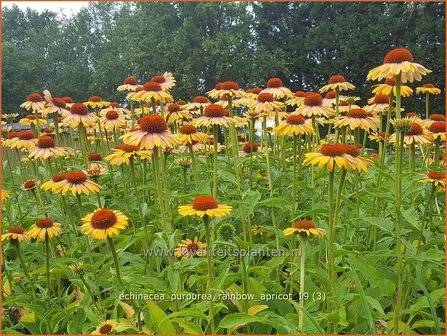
218;313;263;329
146;300;176;334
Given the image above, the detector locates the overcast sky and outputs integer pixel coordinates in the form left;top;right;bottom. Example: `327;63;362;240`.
2;1;87;16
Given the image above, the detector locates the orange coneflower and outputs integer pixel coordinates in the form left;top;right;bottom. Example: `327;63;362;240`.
53;170;100;196
251;92;284;114
43;90;69;117
121;115;180;149
184;96;211;112
193;104;236;128
367;48;431;83
105;144;152;165
117;76;142;92
174;237;207;260
21;180;37;191
151;72;176;92
10;130;38;151
84;96;110;109
20;93;46;111
343;144;372;172
320;74;355;93
372;77;413;97
41;173;66;192
99;110;127;131
128;81;173;103
420;113;446;128
92;320;120;335
179;195;232;218
3;131;20;148
178;124;208;145
274;114;315;136
28;136;68;160
28;218;62;240
364;94;390;113
295;92;334;118
428;121;446;141
420;171;446;191
207;81;246;99
286;90;306;107
261;78;293;99
303;144;355;172
19;114;47;127
239;142;260;157
333;108;378;132
81;208;128;240
166;103;192;124
1;226;30;243
389;123;432;145
284;220;326;238
63;103;97;127
416;83;441;95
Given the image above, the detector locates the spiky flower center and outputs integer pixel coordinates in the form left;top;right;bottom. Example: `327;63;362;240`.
70;103;89;115
124;76;138;85
405;123;423;136
143;81;162;92
204;104;226;118
320;144;346;156
429;121;446;133
91;209;118;229
36;218;54;228
37;136;56;148
105;110;119;120
427;171;445;180
292;220;316;230
373;94;389;104
347;108;368;118
192;195;218;211
167;104;181;112
28;93;42;102
18;130;35;140
221;81;239;90
304;93;323;106
257;93;274;102
138;115;168;133
383;48;414;63
329;75;346;84
267;78;283;88
287;115;305;125
66;171;88;184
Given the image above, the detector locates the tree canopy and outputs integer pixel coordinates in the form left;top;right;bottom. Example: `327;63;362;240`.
2;1;445;114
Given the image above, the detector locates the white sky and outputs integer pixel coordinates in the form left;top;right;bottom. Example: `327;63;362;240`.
2;1;88;15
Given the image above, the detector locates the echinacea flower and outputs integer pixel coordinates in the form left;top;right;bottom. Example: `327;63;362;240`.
20;93;46;111
319;74;355;93
99;110;127;131
28;218;62;240
207;81;246;99
184;96;211;112
28;136;69;160
420;171;446;191
53;170;100;196
389;123;432;145
121;115;180;149
64;103;97;127
178;124;208;145
251;92;284;114
128;81;173;103
8;130;38;151
283;220;326;238
295;92;334;118
364;93;390;113
21;180;37;191
419;113;446;128
84;96;110;109
105;144;152;165
261;78;294;99
43;90;69;117
333;108;377;132
2;113;19;121
166;103;192;124
193;104;236;128
240;142;260;157
428;121;446;141
274;114;315;136
1;190;11;202
178;195;232;218
303;144;355;172
342;144;372;172
151;72;176;92
372;77;413;97
117;76;142;92
174;237;207;260
41;173;66;192
81;208;128;240
367;48;431;83
1;227;30;243
416;83;441;95
286;90;306;107
19;114;47;127
92;320;120;335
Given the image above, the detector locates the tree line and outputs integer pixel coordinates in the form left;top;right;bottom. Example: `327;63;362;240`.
2;1;445;114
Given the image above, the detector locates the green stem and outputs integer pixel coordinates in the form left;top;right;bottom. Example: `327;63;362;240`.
292;135;298;217
107;237;124;288
425;92;429;119
203;216;216;334
212;125;219;198
189;144;199;191
298;241;306;333
45;233;51;294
